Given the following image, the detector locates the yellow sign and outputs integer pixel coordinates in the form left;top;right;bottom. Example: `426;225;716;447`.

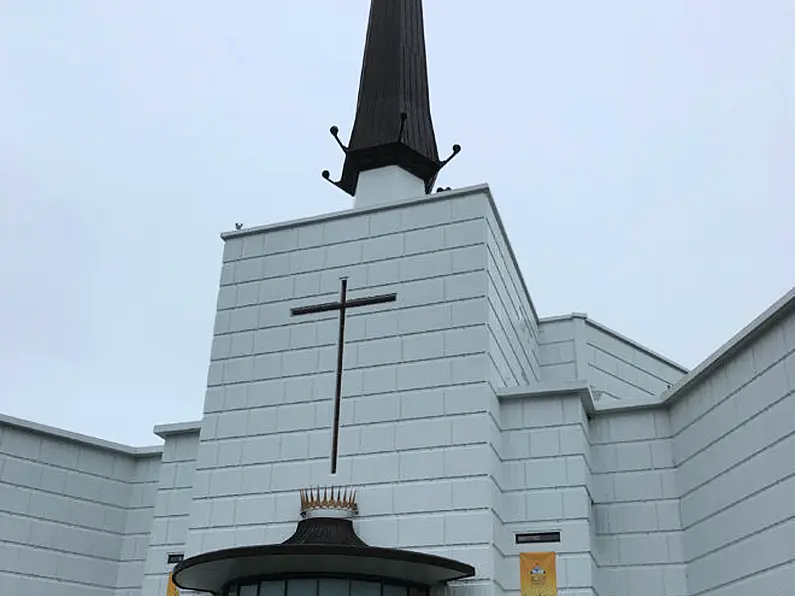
520;552;557;596
167;571;180;596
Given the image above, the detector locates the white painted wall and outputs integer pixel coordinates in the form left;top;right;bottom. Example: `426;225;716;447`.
354;166;427;209
495;393;594;595
0;420;161;596
187;188;498;584
670;307;795;596
583;322;685;403
590;409;686;596
2;179;789;596
481;200;593;593
117;454;161;596
537;318;578;385
536;316;687;403
484;207;541;389
140;431;199;596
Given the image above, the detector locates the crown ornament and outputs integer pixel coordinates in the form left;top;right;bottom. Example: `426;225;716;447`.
299;486;359;519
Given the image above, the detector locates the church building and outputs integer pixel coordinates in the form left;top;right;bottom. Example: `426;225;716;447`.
1;1;794;595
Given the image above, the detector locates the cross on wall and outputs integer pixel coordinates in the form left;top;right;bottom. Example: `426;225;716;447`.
290;278;397;474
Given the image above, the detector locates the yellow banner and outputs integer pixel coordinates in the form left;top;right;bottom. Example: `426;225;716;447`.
167;571;180;596
520;552;557;596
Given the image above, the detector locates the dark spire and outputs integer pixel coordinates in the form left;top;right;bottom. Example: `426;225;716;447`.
323;0;460;196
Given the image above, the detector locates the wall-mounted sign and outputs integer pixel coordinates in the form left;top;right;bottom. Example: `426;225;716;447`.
516;531;561;544
520;552;557;596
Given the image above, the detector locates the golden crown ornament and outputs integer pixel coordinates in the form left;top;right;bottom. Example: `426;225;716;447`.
299;486;359;519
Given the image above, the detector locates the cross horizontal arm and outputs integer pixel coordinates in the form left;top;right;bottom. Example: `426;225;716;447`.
345;292;397;309
290;292;396;316
290;301;344;316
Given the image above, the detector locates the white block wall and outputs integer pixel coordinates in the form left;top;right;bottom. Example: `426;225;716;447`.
535;316;686;402
590;410;686;596
185;184;704;596
1;182;790;596
141;431;198;596
484;206;540;388
583;323;685;403
187;190;499;581
482;203;594;594
671;308;795;596
117;454;161;596
495;393;594;596
0;422;161;596
537;318;578;385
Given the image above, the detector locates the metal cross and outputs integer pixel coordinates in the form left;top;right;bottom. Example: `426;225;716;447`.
290;278;397;474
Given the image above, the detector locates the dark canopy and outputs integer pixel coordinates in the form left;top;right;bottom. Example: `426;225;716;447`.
172;517;475;594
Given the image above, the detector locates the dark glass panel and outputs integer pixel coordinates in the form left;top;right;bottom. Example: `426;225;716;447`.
351;581;380;596
318;579;350;596
260;581;286;596
409;587;428;596
287;579;318;596
383;584;407;596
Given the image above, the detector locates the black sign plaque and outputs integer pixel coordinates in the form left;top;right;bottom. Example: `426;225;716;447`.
515;531;561;544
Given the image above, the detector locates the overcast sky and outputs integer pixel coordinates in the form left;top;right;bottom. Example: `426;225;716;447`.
1;1;793;447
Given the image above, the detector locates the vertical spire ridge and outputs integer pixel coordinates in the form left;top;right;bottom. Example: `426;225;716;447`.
322;0;460;199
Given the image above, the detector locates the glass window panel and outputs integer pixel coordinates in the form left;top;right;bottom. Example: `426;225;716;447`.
261;581;286;596
383;584;406;596
240;584;259;596
226;587;239;596
287;579;318;596
318;579;350;596
409;587;427;596
351;581;380;596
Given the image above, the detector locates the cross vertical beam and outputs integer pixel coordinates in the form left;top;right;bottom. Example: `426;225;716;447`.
331;278;348;475
290;279;397;474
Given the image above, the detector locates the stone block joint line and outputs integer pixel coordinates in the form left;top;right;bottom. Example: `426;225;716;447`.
291;277;397;473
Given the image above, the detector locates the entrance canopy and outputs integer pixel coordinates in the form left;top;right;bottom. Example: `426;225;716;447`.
172;518;475;594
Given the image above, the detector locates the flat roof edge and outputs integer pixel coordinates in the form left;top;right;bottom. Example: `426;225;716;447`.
584;317;689;373
660;286;795;407
220;184;493;239
0;413;162;455
497;380;596;415
154;420;203;438
537;313;688;373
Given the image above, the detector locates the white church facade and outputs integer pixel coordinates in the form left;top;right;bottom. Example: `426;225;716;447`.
2;2;794;596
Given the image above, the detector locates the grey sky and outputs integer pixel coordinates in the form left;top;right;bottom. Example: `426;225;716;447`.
1;1;793;447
